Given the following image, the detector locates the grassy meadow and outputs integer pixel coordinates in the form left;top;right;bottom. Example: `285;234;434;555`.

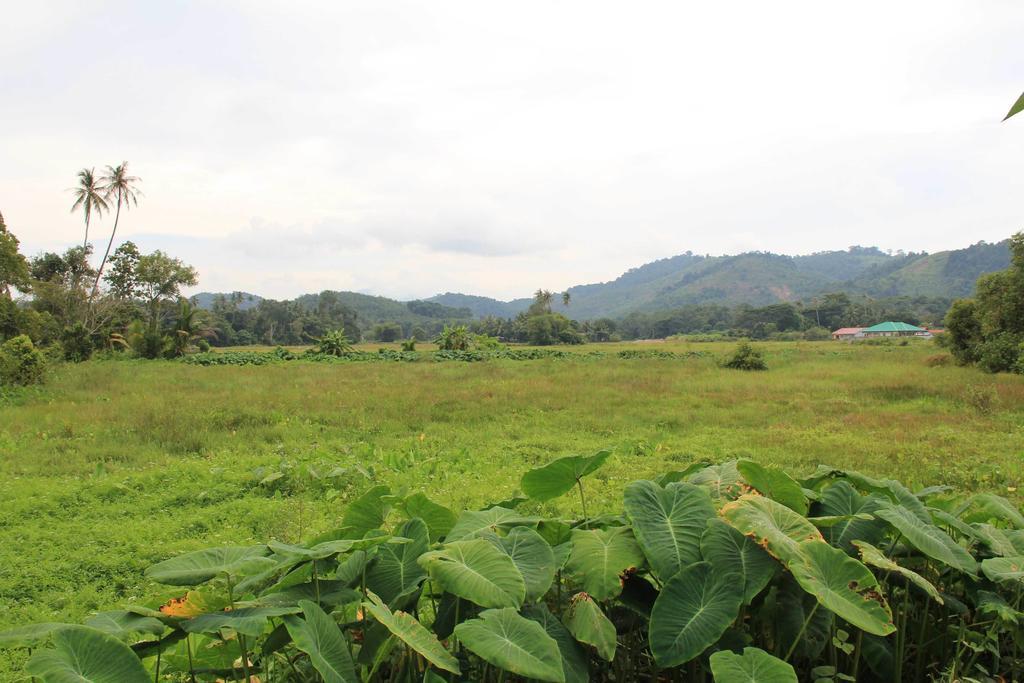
1;339;1022;674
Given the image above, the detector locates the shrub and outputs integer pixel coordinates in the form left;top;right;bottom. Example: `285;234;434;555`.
923;352;951;367
315;329;353;356
721;342;767;370
60;323;94;362
400;338;416;352
435;324;472;351
962;384;998;415
0;334;45;386
196;338;211;352
976;332;1022;374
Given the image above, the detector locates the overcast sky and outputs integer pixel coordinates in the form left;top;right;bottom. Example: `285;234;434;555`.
3;2;1022;301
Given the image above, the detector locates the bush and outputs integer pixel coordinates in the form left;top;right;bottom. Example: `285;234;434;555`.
196;338;211;352
60;323;94;362
923;352;951;367
400;338;416;352
435;324;472;351
721;342;767;370
0;334;45;386
976;332;1022;374
315;329;353;356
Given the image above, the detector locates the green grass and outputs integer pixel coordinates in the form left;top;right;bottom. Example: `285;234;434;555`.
1;340;1022;674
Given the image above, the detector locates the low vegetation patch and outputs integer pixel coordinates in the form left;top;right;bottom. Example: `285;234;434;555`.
720;342;768;371
3;454;1022;682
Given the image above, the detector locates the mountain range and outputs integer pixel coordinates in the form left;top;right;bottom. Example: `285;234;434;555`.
193;238;1011;322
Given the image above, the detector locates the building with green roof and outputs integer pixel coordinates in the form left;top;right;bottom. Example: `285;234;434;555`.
860;321;926;337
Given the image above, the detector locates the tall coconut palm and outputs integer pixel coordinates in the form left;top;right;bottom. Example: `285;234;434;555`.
90;162;142;300
562;291;571;307
68;168;108;251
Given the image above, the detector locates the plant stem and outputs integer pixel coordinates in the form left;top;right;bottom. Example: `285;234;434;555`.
154;647;161;683
576;478;589;528
851;629;863;680
784;602;819;662
227;576;252;682
186;634;197;683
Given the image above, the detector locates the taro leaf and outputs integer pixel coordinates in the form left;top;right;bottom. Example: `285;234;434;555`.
654;461;712;486
182;605;300;637
363;591;460;674
155;588;229;618
145;545;269;586
83;610;165;641
774;576;832;660
25;625;150;683
565;526;646;601
788;540;895;636
254;580;361;607
929;508;981;543
485;493;529;510
981;556;1024;583
973;523;1024;557
962;493;1024;528
700;518;775;605
563;592;617;661
817;480;887;554
522;603;590;683
454;607;566;682
1004;91;1024;121
520;450;611;501
719;494;823;564
0;623;73;649
418;539;526;608
268;535;400;562
342;484;392;536
335;551;370;587
366;518;429;607
648;562;743;667
624;480;715;581
737;459;808;514
284;600;358;683
446;506;539;542
687;461;747;501
709;646;798;682
396;492;456;542
536;519;574;547
842;472;930;523
432;592;480;639
875;504;978;576
977;590;1022;623
852;540;943;604
619;571;660;618
861;633;895;680
482;526;556;603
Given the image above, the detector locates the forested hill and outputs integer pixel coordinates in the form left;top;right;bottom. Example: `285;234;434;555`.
194;239;1011;322
427;240;1011;319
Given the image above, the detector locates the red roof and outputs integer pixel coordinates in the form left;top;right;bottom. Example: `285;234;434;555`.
832;327;863;335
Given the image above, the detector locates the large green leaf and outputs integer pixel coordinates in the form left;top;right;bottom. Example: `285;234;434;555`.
649;561;743;667
145;545;269;586
788;541;895;636
342;485;392;537
0;623;74;649
981;556;1024;583
563;593;617;661
687;461;747;501
852;540;943;604
363;591;460;674
283;600;358;683
818;480;887;554
520;450;611;501
26;625;149;683
396;492;456;541
446;506;539;542
268;535;399;562
700;519;775;604
83;611;165;641
737;460;808;514
973;523;1024;557
522;604;590;683
624;480;715;581
875;504;978;575
1004;91;1024;121
418;539;526;608
565;526;645;601
366;518;429;607
962;493;1024;528
773;577;832;661
709;647;797;682
842;472;930;523
719;494;823;564
482;527;555;602
454;608;565;682
182;605;300;637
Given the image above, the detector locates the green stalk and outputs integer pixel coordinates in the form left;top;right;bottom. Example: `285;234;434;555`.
851;629;863;680
895;587;910;681
227;576;252;683
154;647;161;683
784;602;819;662
913;595;932;682
186;634;197;683
576;478;589;528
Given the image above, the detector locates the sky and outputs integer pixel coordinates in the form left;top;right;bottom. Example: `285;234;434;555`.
3;1;1023;301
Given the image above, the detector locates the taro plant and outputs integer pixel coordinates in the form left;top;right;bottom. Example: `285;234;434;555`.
315;329;354;356
3;453;1024;681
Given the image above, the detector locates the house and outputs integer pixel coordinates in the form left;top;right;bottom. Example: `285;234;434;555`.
831;327;864;340
859;321;926;338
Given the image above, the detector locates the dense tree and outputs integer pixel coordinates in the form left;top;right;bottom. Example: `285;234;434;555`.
0;212;32;298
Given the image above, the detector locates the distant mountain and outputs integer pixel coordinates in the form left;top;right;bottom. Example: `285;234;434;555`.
191;291;263;310
195;238;1012;322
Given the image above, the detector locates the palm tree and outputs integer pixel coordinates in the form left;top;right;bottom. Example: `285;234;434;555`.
68;168;108;251
562;291;571;307
90;162;142;301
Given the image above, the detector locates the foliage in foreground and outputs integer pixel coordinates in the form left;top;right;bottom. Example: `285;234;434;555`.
0;334;45;386
4;455;1024;682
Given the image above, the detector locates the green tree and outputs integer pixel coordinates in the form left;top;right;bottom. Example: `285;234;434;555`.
0;212;32;298
91;162;142;300
104;241;142;299
69;168;109;251
170;298;214;356
133;251;199;332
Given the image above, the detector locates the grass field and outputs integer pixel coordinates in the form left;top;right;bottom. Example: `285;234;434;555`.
1;340;1022;674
